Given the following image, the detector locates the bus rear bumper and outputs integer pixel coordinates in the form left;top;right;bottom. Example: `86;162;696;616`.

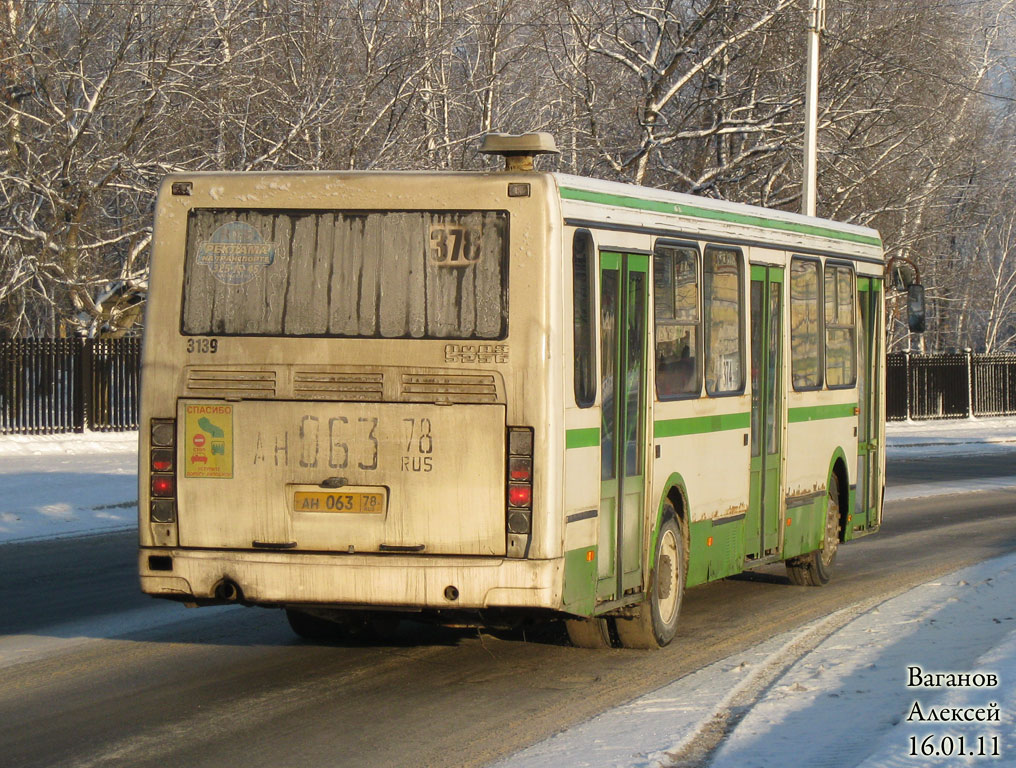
139;547;563;611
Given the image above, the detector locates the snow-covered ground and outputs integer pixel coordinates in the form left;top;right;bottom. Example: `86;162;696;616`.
500;554;1016;768
0;431;138;543
2;418;1016;767
886;415;1016;457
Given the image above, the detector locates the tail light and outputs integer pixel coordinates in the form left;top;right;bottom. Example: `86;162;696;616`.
509;457;532;481
506;427;534;536
508;485;532;507
149;419;177;523
152;475;175;496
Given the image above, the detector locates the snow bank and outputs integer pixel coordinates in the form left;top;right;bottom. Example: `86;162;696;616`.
709;554;1016;768
886;415;1016;457
0;431;138;544
0;430;138;458
499;554;1016;768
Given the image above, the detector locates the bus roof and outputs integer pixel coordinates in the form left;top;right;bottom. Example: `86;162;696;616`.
551;172;884;260
155;168;884;262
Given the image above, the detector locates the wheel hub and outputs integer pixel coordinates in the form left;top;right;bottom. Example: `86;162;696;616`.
658;553;673;600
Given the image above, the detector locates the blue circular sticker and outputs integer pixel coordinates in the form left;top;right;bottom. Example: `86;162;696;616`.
196;221;276;285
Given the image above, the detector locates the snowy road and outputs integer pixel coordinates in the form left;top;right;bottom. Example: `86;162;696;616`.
0;426;1015;767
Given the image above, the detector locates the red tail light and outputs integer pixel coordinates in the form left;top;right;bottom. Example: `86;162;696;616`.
151;448;174;473
149;419;177;523
506;427;534;539
509;457;532;482
508;485;532;508
152;475;175;497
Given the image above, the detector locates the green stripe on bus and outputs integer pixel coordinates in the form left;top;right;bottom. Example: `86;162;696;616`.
751;265;786;283
560;187;883;248
600;251;621;269
788;403;857;423
654;412;750;438
566;427;600;449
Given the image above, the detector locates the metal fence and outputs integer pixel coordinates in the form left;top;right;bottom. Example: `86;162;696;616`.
887;351;1016;421
5;341;1015;431
0;338;141;434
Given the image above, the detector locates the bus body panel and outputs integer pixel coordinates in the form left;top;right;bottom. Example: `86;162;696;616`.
174;399;507;556
556;178;882;612
140;165;886;627
141;171;567;611
139;549;561;609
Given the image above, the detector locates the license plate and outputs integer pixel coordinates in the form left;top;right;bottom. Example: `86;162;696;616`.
293;489;387;514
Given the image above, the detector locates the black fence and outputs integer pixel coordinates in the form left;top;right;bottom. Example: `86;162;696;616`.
0;338;141;434
887;351;1016;421
4;340;1015;432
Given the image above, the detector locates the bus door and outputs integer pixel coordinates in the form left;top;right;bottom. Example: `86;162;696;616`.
598;252;649;602
856;278;881;529
747;265;784;558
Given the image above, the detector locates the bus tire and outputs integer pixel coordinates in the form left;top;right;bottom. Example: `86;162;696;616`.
615;515;685;649
786;472;842;587
565;617;613;649
285;608;345;641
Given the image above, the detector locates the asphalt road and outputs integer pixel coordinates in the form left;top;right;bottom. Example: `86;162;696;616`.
1;452;1015;768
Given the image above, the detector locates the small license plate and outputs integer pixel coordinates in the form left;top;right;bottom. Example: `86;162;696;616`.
293;489;387;514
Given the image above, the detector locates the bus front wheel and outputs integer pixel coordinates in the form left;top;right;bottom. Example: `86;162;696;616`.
786;473;842;587
615;515;686;649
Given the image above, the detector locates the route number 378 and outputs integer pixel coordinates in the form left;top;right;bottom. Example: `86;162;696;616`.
430;225;479;266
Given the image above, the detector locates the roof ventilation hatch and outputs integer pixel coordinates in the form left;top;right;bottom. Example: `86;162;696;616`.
479;132;559;172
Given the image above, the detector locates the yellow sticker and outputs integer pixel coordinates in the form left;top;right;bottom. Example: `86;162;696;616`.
184;404;233;478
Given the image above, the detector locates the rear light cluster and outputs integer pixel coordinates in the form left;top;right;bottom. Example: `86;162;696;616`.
506;427;534;535
149;419;177;523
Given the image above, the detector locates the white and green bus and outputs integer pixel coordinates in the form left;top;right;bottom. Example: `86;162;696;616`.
138;133;888;648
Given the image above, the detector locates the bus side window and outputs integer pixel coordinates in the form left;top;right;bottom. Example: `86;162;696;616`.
573;230;597;407
790;257;822;390
703;246;744;396
654;244;701;398
825;264;856;388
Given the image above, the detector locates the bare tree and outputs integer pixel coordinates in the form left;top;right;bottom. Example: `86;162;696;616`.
0;0;203;336
2;0;1016;345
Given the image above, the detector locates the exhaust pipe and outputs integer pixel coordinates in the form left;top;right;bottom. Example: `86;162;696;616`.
214;579;242;602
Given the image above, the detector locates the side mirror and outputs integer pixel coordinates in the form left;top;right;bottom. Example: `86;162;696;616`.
907;284;926;333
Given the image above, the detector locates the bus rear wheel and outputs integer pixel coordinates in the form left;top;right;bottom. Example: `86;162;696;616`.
565;617;613;649
786;473;842;587
286;608;345;641
615;515;685;649
286;608;401;642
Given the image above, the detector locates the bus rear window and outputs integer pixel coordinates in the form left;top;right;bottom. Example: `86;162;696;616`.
181;209;508;339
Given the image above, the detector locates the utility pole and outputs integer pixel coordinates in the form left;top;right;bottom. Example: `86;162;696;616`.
802;0;825;217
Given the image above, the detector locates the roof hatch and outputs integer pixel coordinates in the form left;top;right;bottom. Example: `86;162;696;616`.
479;132;559;172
